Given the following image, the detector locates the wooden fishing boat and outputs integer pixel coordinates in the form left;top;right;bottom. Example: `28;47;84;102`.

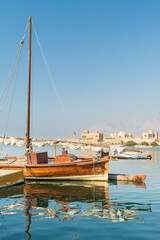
0;17;149;182
24;153;108;180
0;155;109;181
0;16;109;181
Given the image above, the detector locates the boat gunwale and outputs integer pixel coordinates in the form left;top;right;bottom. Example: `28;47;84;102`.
0;159;109;169
0;164;24;168
26;159;109;168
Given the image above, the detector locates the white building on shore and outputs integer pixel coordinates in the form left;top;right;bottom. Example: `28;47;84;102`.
142;130;158;140
110;131;133;139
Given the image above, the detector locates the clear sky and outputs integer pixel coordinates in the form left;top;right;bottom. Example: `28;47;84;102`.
0;0;160;139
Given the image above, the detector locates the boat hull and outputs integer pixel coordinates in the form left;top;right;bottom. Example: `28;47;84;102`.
25;174;108;181
24;159;109;181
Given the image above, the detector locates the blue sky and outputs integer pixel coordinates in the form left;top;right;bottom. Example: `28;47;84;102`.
0;0;160;139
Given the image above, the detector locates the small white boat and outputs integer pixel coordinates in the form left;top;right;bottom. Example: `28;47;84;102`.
109;146;151;159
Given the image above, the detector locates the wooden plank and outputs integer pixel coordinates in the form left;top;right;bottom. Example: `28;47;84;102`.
108;173;146;182
24;160;109;180
0;170;24;188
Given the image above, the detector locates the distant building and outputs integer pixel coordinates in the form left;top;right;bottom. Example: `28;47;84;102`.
110;131;133;139
110;133;118;138
81;130;103;142
142;130;158;140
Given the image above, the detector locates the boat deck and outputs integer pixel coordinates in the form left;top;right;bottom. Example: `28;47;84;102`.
0;157;107;168
0;158;25;168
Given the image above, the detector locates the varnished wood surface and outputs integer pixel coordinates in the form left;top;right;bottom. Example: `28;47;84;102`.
108;173;146;182
26;159;108;167
0;158;109;179
0;164;24;169
24;160;109;178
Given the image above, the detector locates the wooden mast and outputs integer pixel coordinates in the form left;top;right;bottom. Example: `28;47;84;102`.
26;16;32;153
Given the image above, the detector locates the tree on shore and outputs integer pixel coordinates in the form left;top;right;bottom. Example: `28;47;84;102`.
141;141;149;146
126;141;137;146
151;142;158;147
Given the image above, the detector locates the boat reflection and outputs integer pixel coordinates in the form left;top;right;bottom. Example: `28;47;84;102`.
110;180;146;188
24;181;110;220
0;181;151;239
23;181;149;222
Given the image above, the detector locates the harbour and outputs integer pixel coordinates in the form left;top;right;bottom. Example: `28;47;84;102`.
0;146;159;239
0;143;147;187
0;1;160;239
0;16;154;184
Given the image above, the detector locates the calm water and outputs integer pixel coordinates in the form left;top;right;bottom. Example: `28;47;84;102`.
0;146;160;239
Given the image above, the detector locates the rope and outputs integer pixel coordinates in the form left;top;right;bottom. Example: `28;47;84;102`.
0;23;27;154
0;43;24;112
0;22;28;105
0;44;21;103
31;50;34;139
4;45;24;139
32;21;79;139
0;22;28;112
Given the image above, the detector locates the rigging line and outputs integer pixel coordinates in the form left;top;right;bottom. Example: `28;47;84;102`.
3;44;24;139
0;44;24;153
31;60;34;139
0;22;28;104
0;44;21;103
0;42;24;112
32;21;79;139
0;41;24;152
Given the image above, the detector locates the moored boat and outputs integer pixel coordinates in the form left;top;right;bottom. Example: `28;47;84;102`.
0;16;149;182
0;154;109;181
0;16;109;181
